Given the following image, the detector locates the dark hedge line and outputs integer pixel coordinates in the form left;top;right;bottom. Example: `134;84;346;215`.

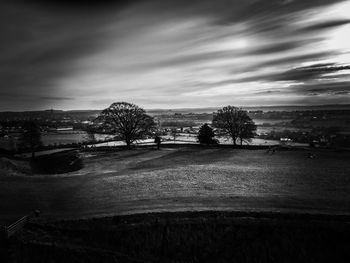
30;150;83;174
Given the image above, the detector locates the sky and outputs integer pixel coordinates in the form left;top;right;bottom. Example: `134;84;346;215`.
0;0;350;111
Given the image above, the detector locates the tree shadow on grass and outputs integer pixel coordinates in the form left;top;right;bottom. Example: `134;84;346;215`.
129;147;237;171
83;149;153;161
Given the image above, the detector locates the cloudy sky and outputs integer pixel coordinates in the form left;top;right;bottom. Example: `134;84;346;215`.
1;0;350;111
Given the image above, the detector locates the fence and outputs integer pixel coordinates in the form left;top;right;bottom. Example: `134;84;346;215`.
2;210;40;239
1;210;40;263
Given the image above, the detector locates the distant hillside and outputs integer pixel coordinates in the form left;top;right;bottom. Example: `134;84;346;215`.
147;104;350;115
0;110;101;121
0;104;349;120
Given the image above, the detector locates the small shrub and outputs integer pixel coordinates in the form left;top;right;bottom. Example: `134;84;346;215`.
197;124;218;145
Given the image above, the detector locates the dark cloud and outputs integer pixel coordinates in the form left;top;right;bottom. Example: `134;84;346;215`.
149;60;350;92
250;80;350;97
143;50;239;68
143;40;323;71
303;81;350;95
13;0;140;10
253;89;282;95
272;63;350;81
300;19;350;32
232;62;350;84
248;40;318;55
253;52;336;69
214;0;345;28
334;91;350;95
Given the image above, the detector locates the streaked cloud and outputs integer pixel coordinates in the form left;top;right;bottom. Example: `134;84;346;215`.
0;0;350;110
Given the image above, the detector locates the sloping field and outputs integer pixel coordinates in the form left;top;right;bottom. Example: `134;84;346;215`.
1;147;349;223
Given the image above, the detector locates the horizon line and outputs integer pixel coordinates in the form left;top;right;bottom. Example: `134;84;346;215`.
0;103;350;113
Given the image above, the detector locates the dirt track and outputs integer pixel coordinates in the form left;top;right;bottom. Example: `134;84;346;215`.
1;147;350;223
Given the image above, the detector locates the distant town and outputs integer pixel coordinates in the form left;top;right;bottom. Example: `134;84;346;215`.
1;104;349;152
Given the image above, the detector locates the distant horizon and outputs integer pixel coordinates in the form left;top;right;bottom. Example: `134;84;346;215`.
1;103;349;113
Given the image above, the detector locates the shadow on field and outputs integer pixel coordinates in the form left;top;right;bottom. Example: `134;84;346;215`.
31;150;83;174
8;211;350;263
130;147;236;171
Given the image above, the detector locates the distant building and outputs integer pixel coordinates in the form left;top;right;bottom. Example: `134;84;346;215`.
49;127;74;132
81;121;93;125
57;127;73;131
280;137;292;145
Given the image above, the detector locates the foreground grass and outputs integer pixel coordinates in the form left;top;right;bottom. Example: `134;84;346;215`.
11;211;350;263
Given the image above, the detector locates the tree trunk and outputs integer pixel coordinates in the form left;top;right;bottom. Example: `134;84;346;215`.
240;138;243;146
232;137;236;146
126;140;131;149
31;145;35;159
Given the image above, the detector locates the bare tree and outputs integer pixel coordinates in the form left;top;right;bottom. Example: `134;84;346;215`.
170;128;177;143
97;102;156;149
85;126;96;143
238;118;257;145
212;106;256;146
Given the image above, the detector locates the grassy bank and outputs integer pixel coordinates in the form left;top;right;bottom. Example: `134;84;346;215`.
9;211;350;262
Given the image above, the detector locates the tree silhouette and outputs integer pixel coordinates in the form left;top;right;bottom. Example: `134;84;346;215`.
19;121;42;158
85;126;96;144
97;102;156;149
197;123;218;145
170;128;177;143
238;118;257;145
212;106;256;146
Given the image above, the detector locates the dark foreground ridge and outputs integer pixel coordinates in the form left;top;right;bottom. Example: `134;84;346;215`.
5;211;350;262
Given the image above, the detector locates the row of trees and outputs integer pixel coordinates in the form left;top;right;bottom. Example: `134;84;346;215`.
98;102;256;147
19;102;257;157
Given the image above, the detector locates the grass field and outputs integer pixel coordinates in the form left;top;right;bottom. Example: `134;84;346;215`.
13;211;350;262
1;146;350;223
